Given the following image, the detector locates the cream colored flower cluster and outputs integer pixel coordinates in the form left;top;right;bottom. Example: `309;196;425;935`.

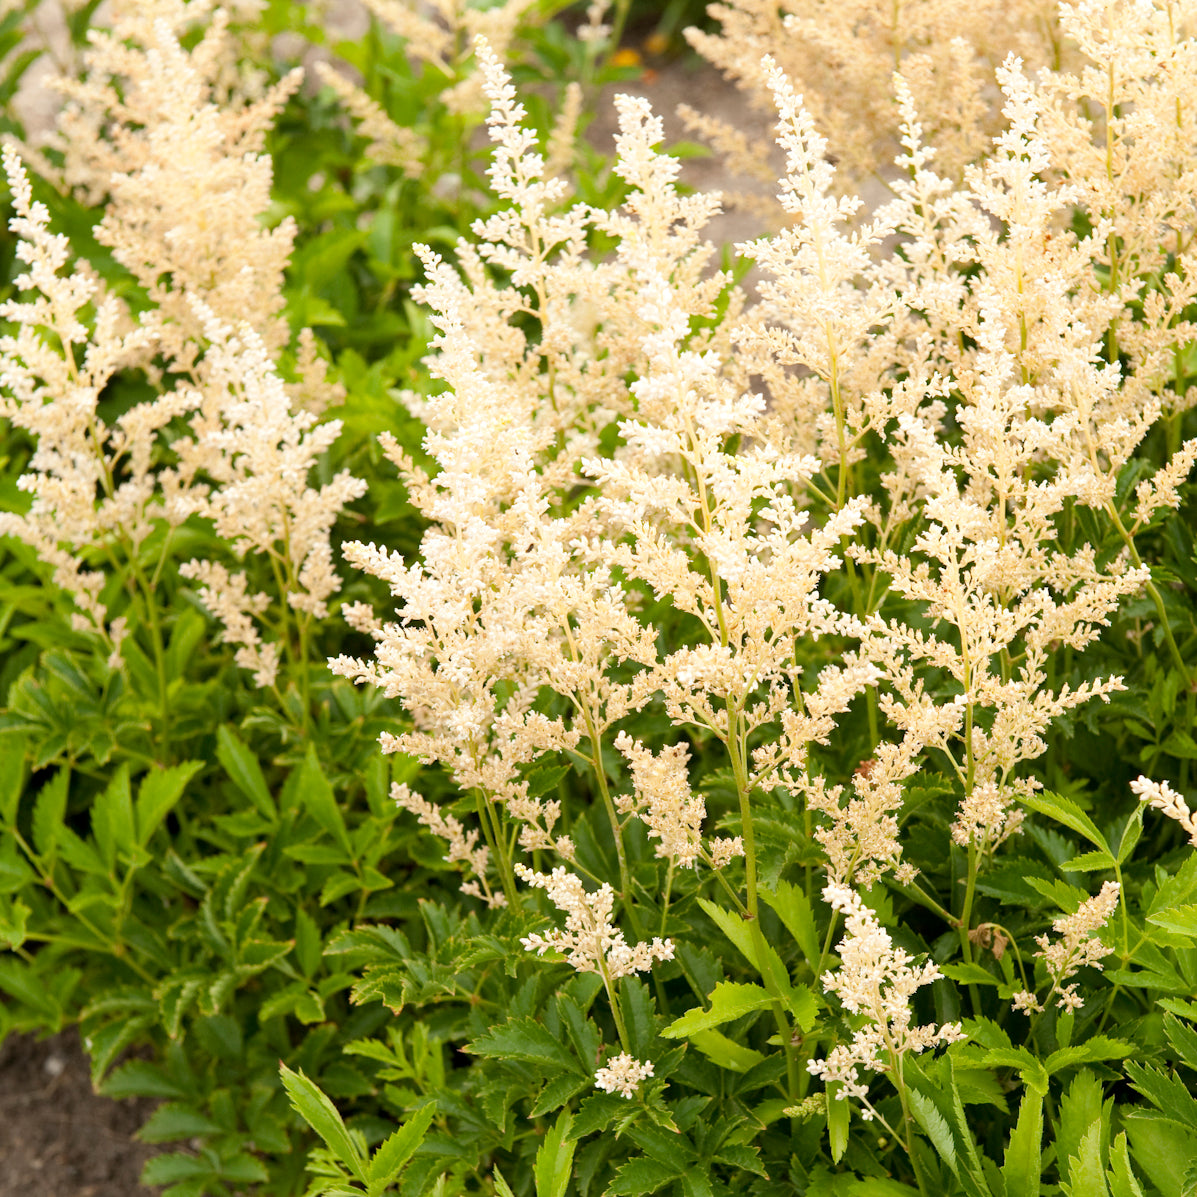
594;1053;654;1099
808;885;965;1110
514;865;675;980
1012;881;1120;1014
0;146;163;647
686;0;1054;192
614;732;744;870
2;2;358;684
1132;775;1197;847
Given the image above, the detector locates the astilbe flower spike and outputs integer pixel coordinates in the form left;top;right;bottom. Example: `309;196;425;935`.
1012;880;1121;1014
808;884;965;1119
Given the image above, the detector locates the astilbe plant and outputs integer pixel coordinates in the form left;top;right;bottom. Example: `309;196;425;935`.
6;1;1197;1195
328;6;1197;1193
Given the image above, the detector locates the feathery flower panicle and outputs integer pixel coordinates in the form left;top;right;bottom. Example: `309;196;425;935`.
53;6;303;377
685;0;1050;191
514;865;674;980
614;733;705;868
1132;776;1197;847
808;884;965;1112
594;1053;653;1099
174;304;365;686
392;784;506;909
1013;881;1120;1014
0;145;167;648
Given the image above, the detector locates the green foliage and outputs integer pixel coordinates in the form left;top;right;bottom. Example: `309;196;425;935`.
4;1;1197;1196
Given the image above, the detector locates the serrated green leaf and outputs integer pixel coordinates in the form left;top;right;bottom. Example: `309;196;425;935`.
1046;1039;1135;1074
1060;849;1117;873
1126;1061;1197;1128
93;764;133;871
296;743;352;855
100;1059;190;1100
534;1109;576;1197
661;981;774;1038
140;1153;211;1185
1001;1090;1042;1197
135;761;202;847
530;1073;592;1118
688;1028;765;1073
1163;1013;1197;1072
0;732;28;824
1058;1072;1108;1191
697;896;794;1003
137;1103;225;1143
467;1017;584;1074
910;1090;957;1175
604;1158;679;1196
980;1048;1049;1095
31;768;68;857
0;895;29;949
1107;1133;1145;1197
1063;1121;1109;1197
760;880;820;964
1148;904;1197;940
280;1063;367;1183
1023;792;1110;853
215;725;275;821
827;1086;850;1163
368;1104;435;1188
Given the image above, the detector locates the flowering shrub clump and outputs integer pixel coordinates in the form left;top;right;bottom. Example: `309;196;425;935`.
4;2;1197;1196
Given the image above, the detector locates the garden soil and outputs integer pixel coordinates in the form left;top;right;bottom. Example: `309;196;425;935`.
0;1028;161;1196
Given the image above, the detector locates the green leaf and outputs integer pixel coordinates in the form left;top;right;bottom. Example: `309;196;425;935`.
1125;1061;1197;1128
494;1167;517;1197
279;1063;367;1184
368;1104;435;1189
530;1073;592;1118
939;962;1001;987
467;1017;585;1074
604;1157;680;1196
688;1028;765;1073
910;1090;956;1174
619;976;655;1057
31;768;68;857
135;761;202;847
140;1153;211;1185
215;726;276;821
661;981;774;1038
137;1103;225;1143
535;1109;576;1197
0;896;30;949
93;765;134;871
0;732;27;824
979;1048;1049;1095
1063;1121;1109;1197
1125;1116;1197;1197
99;1060;189;1100
1046;1039;1135;1075
1057;1072;1108;1192
827;1086;850;1163
1022;792;1110;853
1001;1090;1043;1197
1107;1133;1145;1197
760;880;820;964
697;896;794;1001
1164;1012;1197;1072
1148;904;1197;940
296;743;352;855
1060;849;1117;873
